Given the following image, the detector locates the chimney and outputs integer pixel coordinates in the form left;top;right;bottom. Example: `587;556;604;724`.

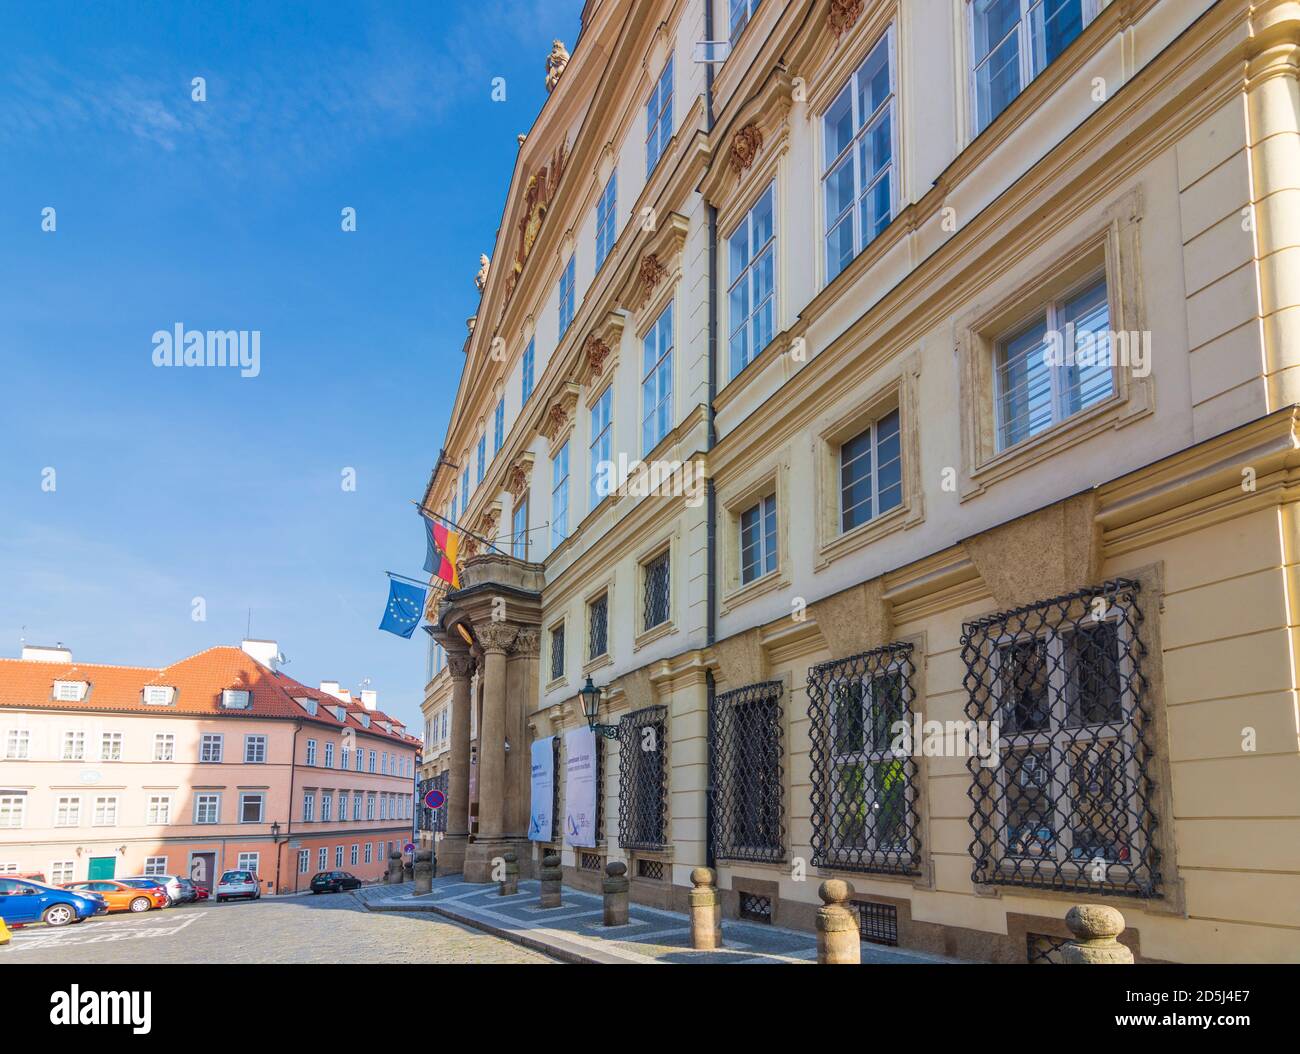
241;639;283;671
360;690;378;711
319;681;345;701
21;644;72;664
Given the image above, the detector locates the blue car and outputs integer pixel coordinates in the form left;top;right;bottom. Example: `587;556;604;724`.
0;876;106;927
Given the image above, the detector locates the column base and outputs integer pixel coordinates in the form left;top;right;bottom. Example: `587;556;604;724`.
463;837;532;883
436;834;468;877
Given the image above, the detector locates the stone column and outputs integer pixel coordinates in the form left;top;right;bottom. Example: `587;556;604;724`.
539;850;562;908
413;849;433;894
438;647;476;877
816;880;860;964
464;622;516;882
689;867;722;950
603;861;629;926
1062;905;1134;964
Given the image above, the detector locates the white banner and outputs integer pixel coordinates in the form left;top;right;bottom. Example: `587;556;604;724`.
563;727;598;848
528;737;554;842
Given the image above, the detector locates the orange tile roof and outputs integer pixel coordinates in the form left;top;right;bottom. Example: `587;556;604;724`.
0;646;420;747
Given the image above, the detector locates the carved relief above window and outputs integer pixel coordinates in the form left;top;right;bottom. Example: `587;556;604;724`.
506;452;535;500
575;311;626;394
539;383;581;450
827;0;866;37
728;123;764;178
635;253;669;308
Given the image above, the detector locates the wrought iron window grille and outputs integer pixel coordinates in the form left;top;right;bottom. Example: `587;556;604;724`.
807;642;920;875
961;578;1159;898
738;892;773;922
618;705;669;850
589;593;608;659
710;680;785;862
1027;932;1070;964
853;901;899;946
552;735;562;844
433;771;448;834
643;552;671;630
579;851;603;872
550;623;566;683
636;858;665;880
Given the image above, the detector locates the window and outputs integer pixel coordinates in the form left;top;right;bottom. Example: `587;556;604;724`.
298;849;310;874
970;0;1093;134
50;860;75;884
962;579;1157;896
321;793;333;822
641;302;674;454
588;593;609;660
839;408;901;533
318;847;328;870
334;845;343;868
730;0;763;42
994;276;1112;450
236;852;260;874
53;679;89;701
147;796;171;824
338;791;349;821
244;735;267;764
475;433;487;487
92;796;118;826
494;397;505;455
558;255;576;336
645;55;674;176
551;442;570;547
461;466;470;513
709;680;784;860
355;747;363;772
381;752;388;775
302;792;315;822
194;794;220;824
154;733;175;762
144;856;167;876
352;793;362;820
589;386;612;509
239;793;265;824
368;750;377;773
61;730;84;760
643;551;671;630
512;495;530;559
365;842;373;864
367;793;376;820
617;706;668;849
596;172;618;270
221;689;251;709
306;739;317;766
324;742;335;769
728;184;776;377
142;685;175;706
100;732;122;761
200;734;223;763
0;796;25;827
550;622;566;683
341;745;351;770
522;338;536;403
55;796;81;827
4;729;28;760
740;494;778;584
351;844;359;866
823;31;896;282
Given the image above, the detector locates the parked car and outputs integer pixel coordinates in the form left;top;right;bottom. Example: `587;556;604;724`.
214;870;261;902
0;877;106;927
193;885;210;901
14;871;47;884
310;870;362;894
121;874;185;904
62;880;167;914
117;878;174;906
172;877;200;903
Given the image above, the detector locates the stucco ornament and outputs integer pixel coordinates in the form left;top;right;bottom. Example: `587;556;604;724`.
474;254;490;293
728;123;764;177
504;140;569;305
583;333;610;377
636;253;669;306
545;40;570;92
827;0;865;36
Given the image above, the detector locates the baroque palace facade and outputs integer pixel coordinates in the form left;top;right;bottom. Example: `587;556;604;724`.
418;0;1300;963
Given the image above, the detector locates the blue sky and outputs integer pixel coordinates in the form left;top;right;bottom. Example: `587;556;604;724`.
0;0;582;732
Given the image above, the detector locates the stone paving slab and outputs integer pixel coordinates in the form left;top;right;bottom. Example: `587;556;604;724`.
365;875;964;964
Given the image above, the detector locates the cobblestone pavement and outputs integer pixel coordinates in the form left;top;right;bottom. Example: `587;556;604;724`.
0;884;555;964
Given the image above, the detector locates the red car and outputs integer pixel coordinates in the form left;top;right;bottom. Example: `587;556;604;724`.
194;886;210;901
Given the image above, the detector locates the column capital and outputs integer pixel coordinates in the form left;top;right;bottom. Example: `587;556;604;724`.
446;651;477;680
511;627;540;657
477;622;518;654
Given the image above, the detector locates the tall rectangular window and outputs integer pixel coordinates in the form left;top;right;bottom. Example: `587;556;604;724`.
558;255;576;336
200;734;223;763
55;796;81;827
238;852;260;874
324;742;335;769
740;494;778;584
353;793;362;820
338;791;349;820
643;551;671;630
50;860;75;884
244;735;266;764
306;739;317;766
461;467;470;513
319;847;328;870
494;397;505;455
588;593;608;660
154;733;175;762
971;0;1093;134
476;433;486;486
147;796;171;824
100;732;123;761
522;339;536;402
839;408;902;533
195;794;221;824
823;30;896;282
62;731;84;760
994;275;1112;450
369;750;377;773
5;730;28;760
367;793;376;820
728;184;776;377
551;442;570;548
641;302;674;454
302;792;315;822
595;172;618;270
336;846;344;868
351;844;359;866
646;55;674;176
240;793;265;823
513;495;530;559
550;622;566;683
321;793;333;822
590;387;613;509
298;849;310;874
729;0;763;42
92;796;118;826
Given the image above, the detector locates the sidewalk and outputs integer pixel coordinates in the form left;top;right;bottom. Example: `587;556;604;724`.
364;875;963;964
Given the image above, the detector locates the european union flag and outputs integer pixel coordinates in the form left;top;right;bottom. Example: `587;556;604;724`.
378;578;427;639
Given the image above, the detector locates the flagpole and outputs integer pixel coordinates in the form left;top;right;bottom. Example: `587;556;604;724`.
385;570;437;589
410;500;509;557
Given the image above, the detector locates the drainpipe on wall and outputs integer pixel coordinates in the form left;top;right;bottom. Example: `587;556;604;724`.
286;720;301;893
703;0;718;873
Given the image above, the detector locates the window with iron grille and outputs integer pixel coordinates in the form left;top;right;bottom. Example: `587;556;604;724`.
738;892;772;922
434;771;448;834
550;622;565;683
1027;932;1070;964
642;551;670;630
710;680;784;862
636;858;665;880
962;578;1158;897
618;705;668;850
853;901;898;946
551;735;562;843
588;593;608;659
807;642;919;875
579;851;603;872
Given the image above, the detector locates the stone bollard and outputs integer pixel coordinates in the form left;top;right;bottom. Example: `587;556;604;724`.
689;867;722;950
413;849;433;895
403;860;414;882
539;851;562;908
602;860;629;927
387;850;403;885
816;880;860;964
499;850;519;896
1062;905;1134;964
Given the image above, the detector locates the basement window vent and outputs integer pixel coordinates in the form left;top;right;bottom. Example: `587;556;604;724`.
52;680;89;702
738;893;772;923
295;697;318;716
636;859;664;881
1027;933;1070;964
142;686;175;706
220;689;252;710
579;851;603;872
852;901;899;947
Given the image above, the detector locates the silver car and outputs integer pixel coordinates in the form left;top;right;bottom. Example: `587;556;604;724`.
121;873;184;905
215;870;261;903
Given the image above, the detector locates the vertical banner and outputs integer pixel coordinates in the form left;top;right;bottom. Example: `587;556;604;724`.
528;736;554;841
563;726;598;848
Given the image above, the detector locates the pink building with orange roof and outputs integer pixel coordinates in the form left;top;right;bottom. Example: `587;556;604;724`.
0;640;420;893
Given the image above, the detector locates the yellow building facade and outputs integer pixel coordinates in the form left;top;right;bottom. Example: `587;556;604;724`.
420;0;1300;962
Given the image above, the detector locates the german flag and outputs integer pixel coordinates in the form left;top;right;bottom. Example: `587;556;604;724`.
421;513;460;589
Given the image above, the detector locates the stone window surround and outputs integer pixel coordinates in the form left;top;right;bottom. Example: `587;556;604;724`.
583;575;616;675
633;530;678;652
720;451;791;614
546;616;567;693
955;191;1151;501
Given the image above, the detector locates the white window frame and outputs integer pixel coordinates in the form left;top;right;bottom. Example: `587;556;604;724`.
305;739;317;766
239;792;265;824
302;792;315;822
144;856;167;876
353;792;363;821
4;729;28;760
558;255;576;335
154;732;175;762
645;55;674;176
0;796;25;828
244;734;267;764
494;397;505;455
298;849;310;874
838;408;902;534
237;852;260;874
50;860;75;884
551;441;570;548
100;731;123;762
200;733;223;763
92;795;119;827
522;338;536;402
739;493;778;585
147;795;172;825
351;844;359;866
318;847;328;870
595;172;618;270
336;845;344;868
641;301;674;455
589;386;612;509
512;494;530;560
61;730;85;761
727;183;777;378
324;741;335;769
54;795;81;827
729;0;763;43
194;793;221;824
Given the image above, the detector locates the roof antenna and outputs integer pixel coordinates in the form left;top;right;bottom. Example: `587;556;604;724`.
246;609;252;639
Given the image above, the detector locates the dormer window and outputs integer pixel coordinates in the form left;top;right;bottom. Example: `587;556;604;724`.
221;689;252;710
378;721;391;734
294;697;318;716
357;714;371;729
333;706;347;722
53;680;89;702
142;685;176;706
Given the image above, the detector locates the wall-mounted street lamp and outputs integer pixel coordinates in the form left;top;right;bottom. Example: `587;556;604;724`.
579;676;620;740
